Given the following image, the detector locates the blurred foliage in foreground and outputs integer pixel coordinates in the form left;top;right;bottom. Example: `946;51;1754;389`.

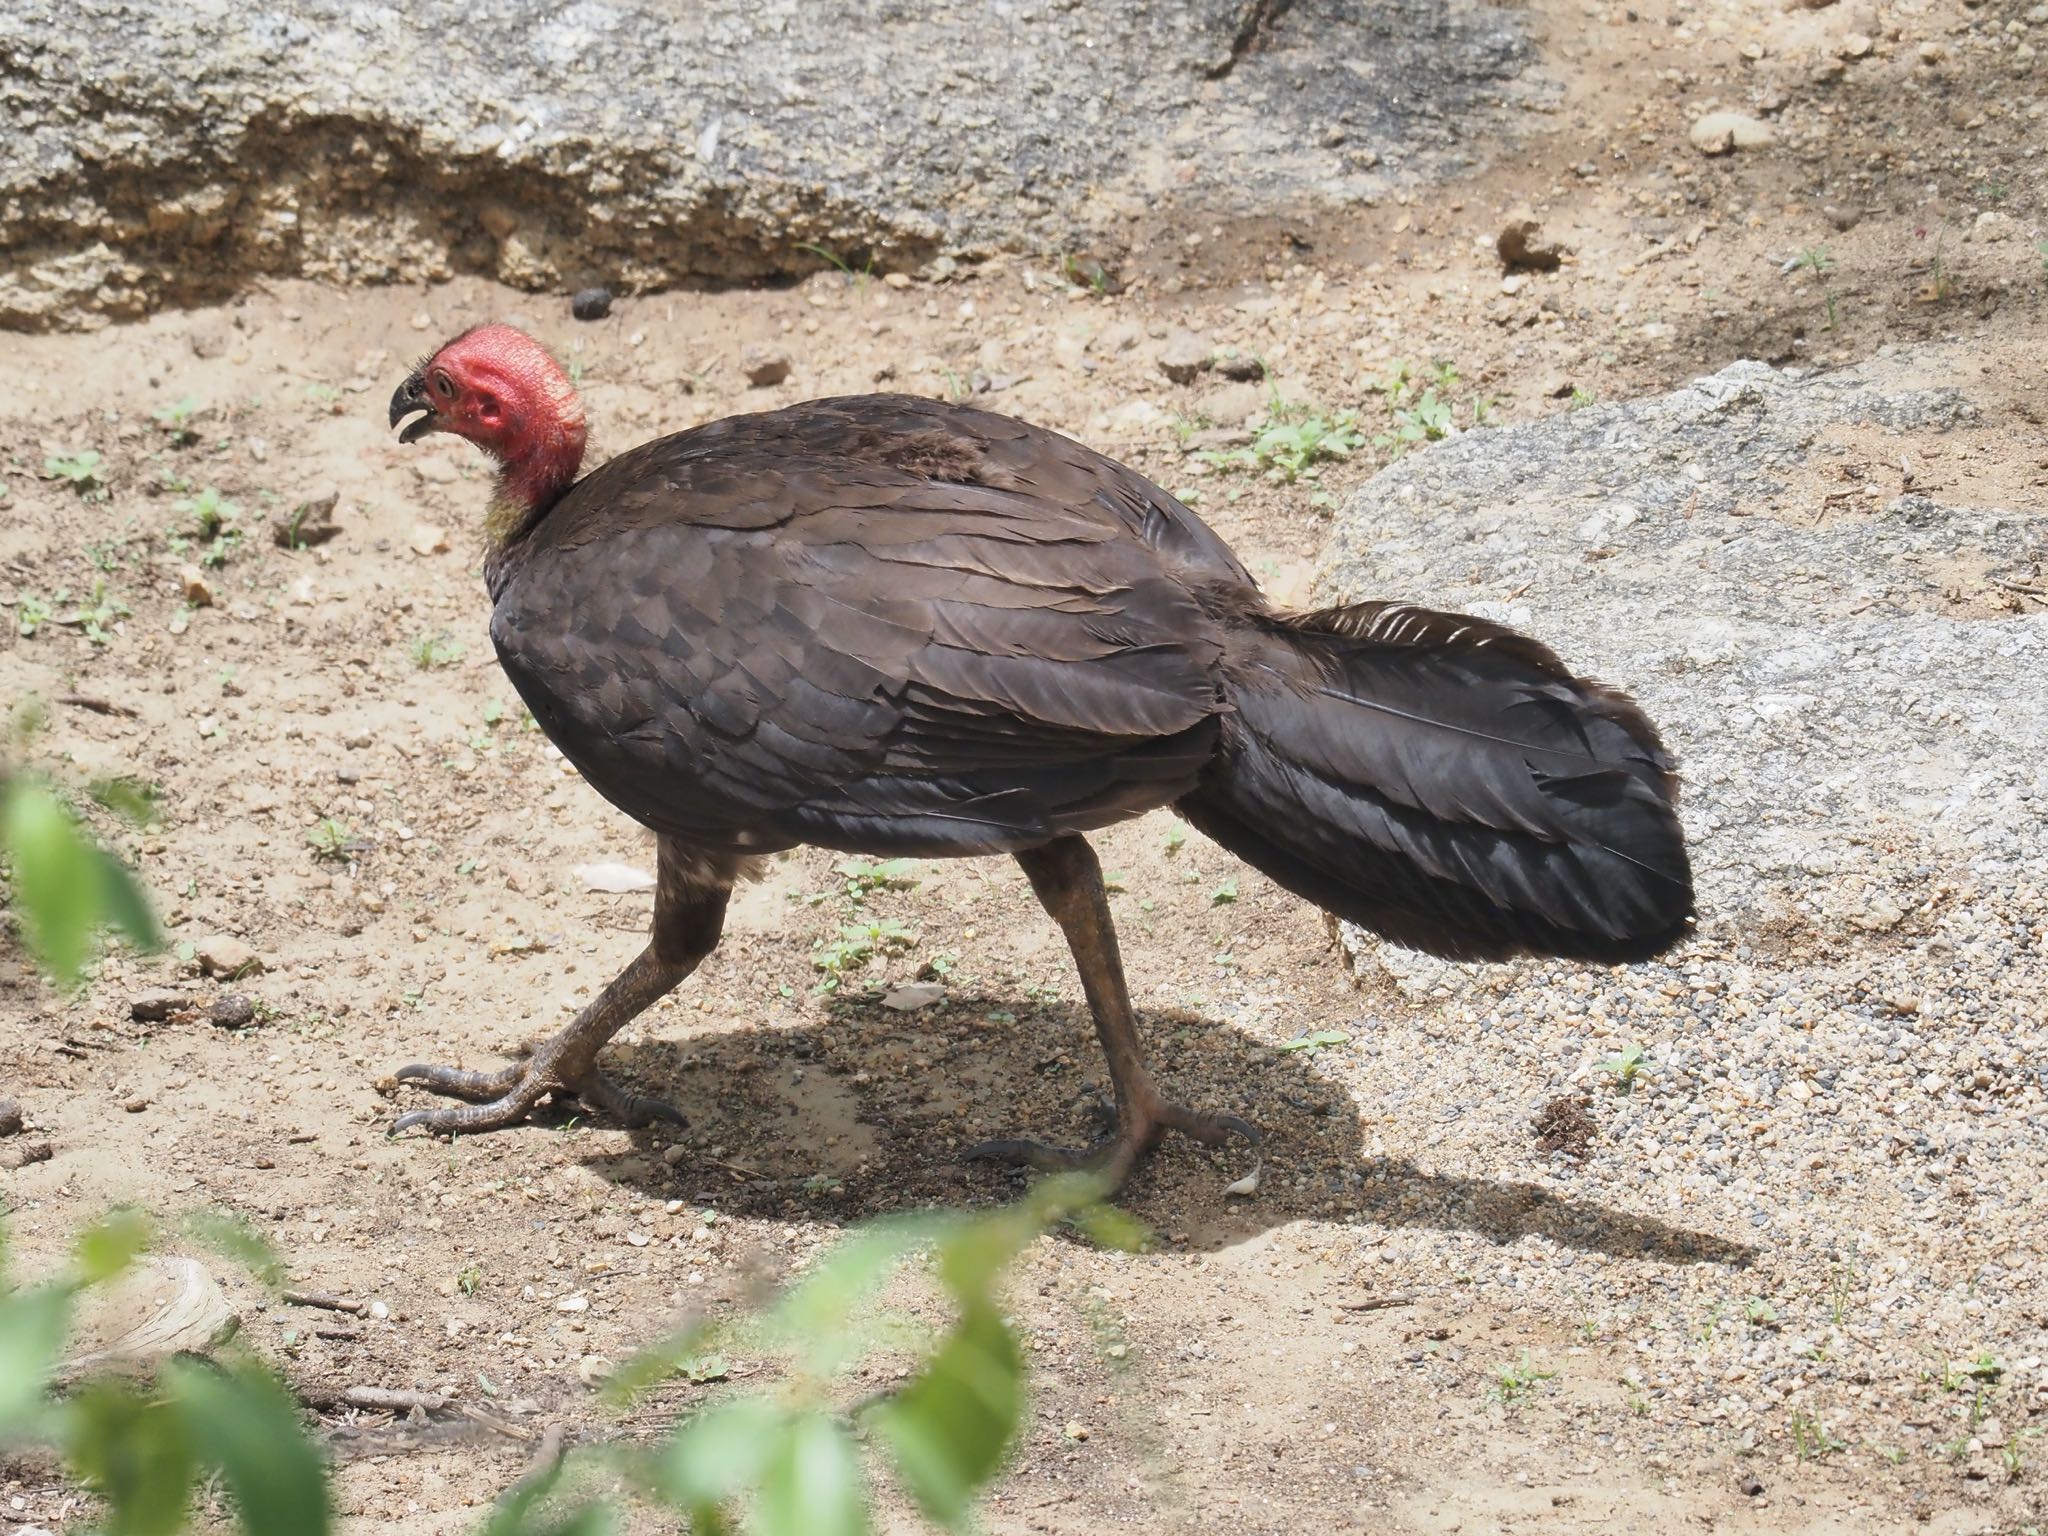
3;1185;1133;1535
0;701;161;982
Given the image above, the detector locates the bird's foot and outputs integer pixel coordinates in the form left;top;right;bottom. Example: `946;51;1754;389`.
391;1054;684;1137
967;1093;1259;1189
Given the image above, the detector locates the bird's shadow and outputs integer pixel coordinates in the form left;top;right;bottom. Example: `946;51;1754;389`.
584;994;1752;1269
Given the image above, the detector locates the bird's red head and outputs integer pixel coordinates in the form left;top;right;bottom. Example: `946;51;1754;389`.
390;324;587;543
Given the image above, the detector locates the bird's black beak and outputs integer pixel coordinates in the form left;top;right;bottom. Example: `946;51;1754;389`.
389;372;436;444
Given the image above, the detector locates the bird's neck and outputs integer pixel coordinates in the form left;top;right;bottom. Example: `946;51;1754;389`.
484;423;587;552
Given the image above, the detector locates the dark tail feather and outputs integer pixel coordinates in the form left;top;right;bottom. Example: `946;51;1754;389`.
1177;600;1694;964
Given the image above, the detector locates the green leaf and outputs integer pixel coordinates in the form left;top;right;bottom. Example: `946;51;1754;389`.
178;1210;287;1291
877;1303;1023;1527
60;1380;196;1536
0;1282;74;1438
641;1395;781;1517
74;1208;152;1285
0;779;160;983
162;1359;332;1536
765;1216;955;1375
1278;1029;1352;1054
88;776;159;824
3;780;99;981
753;1410;866;1536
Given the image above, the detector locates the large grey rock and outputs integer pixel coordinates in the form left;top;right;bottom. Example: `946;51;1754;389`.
1318;351;2047;994
0;0;1552;329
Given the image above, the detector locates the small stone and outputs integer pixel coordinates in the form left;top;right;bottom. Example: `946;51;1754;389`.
1157;329;1214;385
272;486;342;547
179;564;214;607
1498;212;1566;271
1213;351;1267;382
742;344;792;387
556;1294;590;1313
576;1355;615;1387
1739;1474;1765;1497
881;981;946;1011
1689;111;1775;154
0;1097;21;1136
1918;40;1945;64
408;522;450;556
195;935;261;978
882;271;913;290
1824;205;1865;232
1198;381;1268;426
368;1299;390;1320
209;994;257;1029
0;1139;53;1169
123;1096;149;1114
1841;32;1872;57
1063;1420;1089;1441
129;988;188;1022
570;286;613;321
661;1143;688;1166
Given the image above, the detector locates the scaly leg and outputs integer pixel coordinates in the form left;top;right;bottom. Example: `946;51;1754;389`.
392;842;730;1136
969;835;1259;1187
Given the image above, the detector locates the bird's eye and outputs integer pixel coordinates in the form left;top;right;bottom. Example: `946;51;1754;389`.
432;372;456;399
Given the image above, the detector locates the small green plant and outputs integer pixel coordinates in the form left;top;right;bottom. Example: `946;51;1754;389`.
458;1263;483;1297
1568;386;1595;410
1278;1029;1351;1055
1789;1411;1846;1462
1827;1251;1858;1325
1209;878;1238;906
1061;252;1113;295
409;632;465;669
73;581;131;646
153;397;205;445
1922;222;1957;302
169;487;244;566
16;593;51;638
1798;245;1840;330
1489;1352;1558;1406
1743;1298;1780;1329
812;916;917;989
2036;238;2048;283
1597;1042;1650;1094
1163;820;1188;855
796;242;877;295
305;817;357;863
45;451;106;497
1200;397;1364;482
837;857;919;901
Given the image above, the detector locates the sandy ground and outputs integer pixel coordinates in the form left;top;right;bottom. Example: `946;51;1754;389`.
3;0;2046;1530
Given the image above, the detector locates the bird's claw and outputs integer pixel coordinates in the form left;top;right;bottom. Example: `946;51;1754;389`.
391;1057;684;1136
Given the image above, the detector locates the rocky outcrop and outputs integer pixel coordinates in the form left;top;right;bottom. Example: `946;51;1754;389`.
0;0;1551;328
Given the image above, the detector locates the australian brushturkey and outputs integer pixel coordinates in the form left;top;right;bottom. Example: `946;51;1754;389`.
386;325;1692;1183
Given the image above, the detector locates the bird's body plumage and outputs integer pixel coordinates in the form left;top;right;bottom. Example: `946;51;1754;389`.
484;393;1690;961
386;330;1692;1174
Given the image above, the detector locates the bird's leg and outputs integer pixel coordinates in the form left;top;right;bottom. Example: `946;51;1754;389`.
969;835;1259;1187
393;843;730;1136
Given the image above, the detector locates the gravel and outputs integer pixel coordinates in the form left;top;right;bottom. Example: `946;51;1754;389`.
1315;348;2048;1460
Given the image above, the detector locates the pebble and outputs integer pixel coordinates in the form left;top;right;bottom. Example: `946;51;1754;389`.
742;344;792;387
271;486;342;548
1199;382;1268;426
368;1299;390;1320
209;994;257;1029
178;565;213;607
0;1098;21;1137
123;1096;148;1114
556;1294;589;1312
1689;112;1775;154
129;988;188;1022
0;1140;52;1170
195;935;261;978
1156;329;1213;385
1498;212;1566;271
408;522;450;556
570;286;613;321
576;1355;614;1386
